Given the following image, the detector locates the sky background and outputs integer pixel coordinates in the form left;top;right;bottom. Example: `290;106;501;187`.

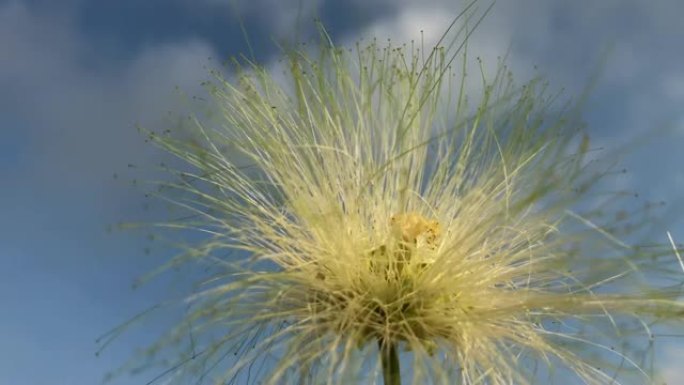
2;0;684;384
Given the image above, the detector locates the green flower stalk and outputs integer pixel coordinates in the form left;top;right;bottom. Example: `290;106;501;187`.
119;9;684;385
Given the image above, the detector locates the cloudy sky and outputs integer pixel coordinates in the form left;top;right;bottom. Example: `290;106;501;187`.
2;0;684;384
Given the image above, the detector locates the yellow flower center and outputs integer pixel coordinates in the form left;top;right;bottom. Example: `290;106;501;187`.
390;212;442;250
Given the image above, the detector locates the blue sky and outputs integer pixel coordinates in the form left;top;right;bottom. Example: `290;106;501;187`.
2;1;684;384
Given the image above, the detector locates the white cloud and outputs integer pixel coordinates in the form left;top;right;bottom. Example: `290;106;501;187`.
1;1;215;192
339;0;684;139
355;6;457;47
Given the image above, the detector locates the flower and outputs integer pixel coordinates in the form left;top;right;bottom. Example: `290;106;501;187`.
123;12;684;385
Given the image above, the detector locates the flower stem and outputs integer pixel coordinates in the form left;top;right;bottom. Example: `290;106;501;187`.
379;339;401;385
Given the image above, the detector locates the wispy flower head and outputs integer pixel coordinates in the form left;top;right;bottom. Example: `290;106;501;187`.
116;9;684;385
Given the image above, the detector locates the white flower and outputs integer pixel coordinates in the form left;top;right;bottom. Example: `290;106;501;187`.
121;14;684;385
